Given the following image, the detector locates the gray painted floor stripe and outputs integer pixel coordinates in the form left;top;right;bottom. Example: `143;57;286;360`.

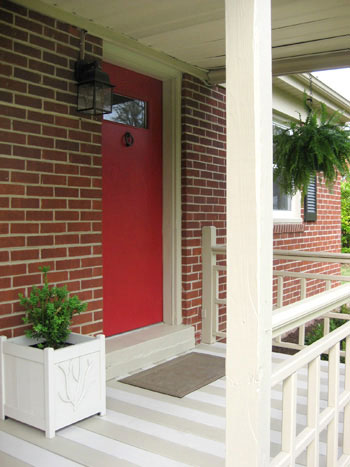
0;451;32;467
106;398;225;442
77;417;224;467
0;420;137;467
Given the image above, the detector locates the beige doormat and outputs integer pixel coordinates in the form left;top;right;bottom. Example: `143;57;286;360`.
119;352;225;398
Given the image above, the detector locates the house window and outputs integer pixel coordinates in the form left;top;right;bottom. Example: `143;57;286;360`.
273;122;302;224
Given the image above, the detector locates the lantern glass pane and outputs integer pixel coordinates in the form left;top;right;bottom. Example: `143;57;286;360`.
77;83;94;113
95;83;113;114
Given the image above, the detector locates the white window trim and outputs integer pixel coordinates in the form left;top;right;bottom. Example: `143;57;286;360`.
273;190;302;224
273;118;302;224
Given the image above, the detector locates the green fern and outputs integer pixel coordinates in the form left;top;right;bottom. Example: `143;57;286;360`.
274;97;350;197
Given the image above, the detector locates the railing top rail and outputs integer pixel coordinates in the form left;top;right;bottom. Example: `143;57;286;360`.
272;283;350;338
273;249;350;263
273;270;350;282
212;245;226;254
271;320;350;387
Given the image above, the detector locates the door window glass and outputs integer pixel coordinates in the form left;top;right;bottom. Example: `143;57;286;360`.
103;94;147;128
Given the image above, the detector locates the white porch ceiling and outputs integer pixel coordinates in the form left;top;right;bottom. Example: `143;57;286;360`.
34;0;350;76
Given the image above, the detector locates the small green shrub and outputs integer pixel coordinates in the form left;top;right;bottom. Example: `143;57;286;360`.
305;306;349;358
341;180;350;251
19;266;87;349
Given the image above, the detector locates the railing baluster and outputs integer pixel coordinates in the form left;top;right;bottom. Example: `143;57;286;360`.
327;343;340;466
343;335;350;455
307;357;320;466
277;276;283;309
202;226;216;344
281;373;297;465
298;276;306;347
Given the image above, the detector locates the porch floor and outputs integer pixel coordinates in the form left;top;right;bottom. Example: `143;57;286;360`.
0;343;344;466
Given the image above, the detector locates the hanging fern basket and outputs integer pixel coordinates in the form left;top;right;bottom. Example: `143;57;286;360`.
273;99;350;197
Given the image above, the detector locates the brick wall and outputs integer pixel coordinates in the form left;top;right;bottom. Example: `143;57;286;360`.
0;1;103;337
273;177;341;306
181;74;226;342
181;75;342;343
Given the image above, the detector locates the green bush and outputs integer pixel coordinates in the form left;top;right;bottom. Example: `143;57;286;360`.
341;180;350;251
305;306;349;357
19;266;87;349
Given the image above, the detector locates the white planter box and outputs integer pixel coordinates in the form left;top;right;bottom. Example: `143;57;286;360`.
0;332;106;438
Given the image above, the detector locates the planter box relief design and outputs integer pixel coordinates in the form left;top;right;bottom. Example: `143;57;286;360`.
0;333;106;438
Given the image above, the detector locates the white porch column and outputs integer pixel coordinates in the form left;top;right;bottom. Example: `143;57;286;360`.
225;0;273;465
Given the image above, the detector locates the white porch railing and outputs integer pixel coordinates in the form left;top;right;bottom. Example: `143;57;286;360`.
202;226;350;352
202;226;350;465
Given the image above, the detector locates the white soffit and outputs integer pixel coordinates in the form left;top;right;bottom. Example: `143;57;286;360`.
27;0;350;74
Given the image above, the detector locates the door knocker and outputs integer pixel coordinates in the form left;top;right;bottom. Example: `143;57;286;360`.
123;132;134;147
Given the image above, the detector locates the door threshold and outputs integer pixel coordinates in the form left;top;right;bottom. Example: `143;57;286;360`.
105;323;195;380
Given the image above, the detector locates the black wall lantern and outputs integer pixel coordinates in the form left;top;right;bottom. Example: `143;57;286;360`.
75;30;114;115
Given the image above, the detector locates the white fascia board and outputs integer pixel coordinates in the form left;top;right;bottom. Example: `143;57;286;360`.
273;74;350;121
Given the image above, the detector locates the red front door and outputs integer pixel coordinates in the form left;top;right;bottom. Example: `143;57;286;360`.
102;63;163;336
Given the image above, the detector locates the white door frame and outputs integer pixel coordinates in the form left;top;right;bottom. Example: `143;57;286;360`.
103;42;183;326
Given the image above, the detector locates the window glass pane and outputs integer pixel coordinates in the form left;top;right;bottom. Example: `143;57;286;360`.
103;93;147;128
273;123;292;211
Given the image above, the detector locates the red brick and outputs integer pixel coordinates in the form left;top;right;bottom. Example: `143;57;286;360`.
0;251;9;262
15;94;42;109
11;249;39;261
46;271;68;284
55;210;79;221
0;210;24;221
41;174;66;185
13;145;41;159
69;267;92;279
28;135;54;148
26;211;53;221
0;131;26;144
55;234;79;245
11;223;39;234
0;314;23;330
27;235;54;246
0;144;11;155
41;247;67;259
81;233;101;244
42;149;67;162
54;187;79;198
40;223;66;234
11;197;39;209
69;154;91;165
11;171;39;184
56;259;80;270
68;199;91;210
41;199;67;209
0;170;9;181
27;186;53;197
44;101;68;114
0;184;25;195
15;15;43;34
68;176;91;187
28;84;55;99
67;222;91;232
81;322;102;335
55;116;79;129
27;110;54;124
55;163;79;175
42;125;67;138
13;274;42;287
14;42;41;59
80;189;102;199
0;77;27;93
